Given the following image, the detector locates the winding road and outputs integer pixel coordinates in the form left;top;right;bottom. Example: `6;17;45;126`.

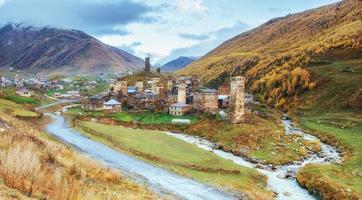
45;113;235;200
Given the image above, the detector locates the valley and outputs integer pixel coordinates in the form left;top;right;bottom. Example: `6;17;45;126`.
0;0;361;200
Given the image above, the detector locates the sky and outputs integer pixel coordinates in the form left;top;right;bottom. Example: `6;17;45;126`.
0;0;340;64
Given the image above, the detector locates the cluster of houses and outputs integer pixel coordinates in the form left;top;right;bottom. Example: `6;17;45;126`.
0;75;109;100
81;74;251;123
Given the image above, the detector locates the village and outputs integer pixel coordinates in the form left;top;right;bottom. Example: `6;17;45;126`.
80;57;254;124
1;57;254;125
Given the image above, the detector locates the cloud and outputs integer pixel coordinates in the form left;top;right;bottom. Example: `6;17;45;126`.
0;0;155;35
0;0;6;7
174;0;208;13
178;33;209;41
158;21;250;64
118;41;142;54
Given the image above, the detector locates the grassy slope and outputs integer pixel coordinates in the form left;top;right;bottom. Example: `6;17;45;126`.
0;112;157;200
77;121;273;200
0;98;38;117
0;88;40;105
121;71;168;86
183;110;314;165
295;59;362;199
178;0;361;108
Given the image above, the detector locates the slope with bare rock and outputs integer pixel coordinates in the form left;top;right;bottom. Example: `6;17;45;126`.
0;24;144;75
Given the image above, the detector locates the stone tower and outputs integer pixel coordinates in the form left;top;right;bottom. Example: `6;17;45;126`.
145;56;151;72
115;79;128;96
167;80;173;91
135;81;144;92
229;76;245;124
177;82;186;104
158;83;165;100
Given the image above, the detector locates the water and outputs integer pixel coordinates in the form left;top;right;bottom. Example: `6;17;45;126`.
44;113;235;200
165;118;341;200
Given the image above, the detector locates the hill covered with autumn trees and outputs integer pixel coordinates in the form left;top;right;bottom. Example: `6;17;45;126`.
179;0;362;109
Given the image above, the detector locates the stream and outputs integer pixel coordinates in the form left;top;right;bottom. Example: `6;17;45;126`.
44;107;341;200
165;117;342;200
44;113;236;200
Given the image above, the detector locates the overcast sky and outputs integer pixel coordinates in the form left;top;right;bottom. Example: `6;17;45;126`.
0;0;340;64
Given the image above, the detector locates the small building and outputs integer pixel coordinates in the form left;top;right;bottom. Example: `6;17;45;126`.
66;90;81;99
169;103;192;116
103;99;122;112
16;88;33;97
193;88;218;114
128;86;138;94
81;96;105;111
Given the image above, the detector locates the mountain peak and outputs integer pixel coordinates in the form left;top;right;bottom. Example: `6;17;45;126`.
162;56;197;72
0;24;144;75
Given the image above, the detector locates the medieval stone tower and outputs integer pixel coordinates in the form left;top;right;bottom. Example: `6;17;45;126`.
145;55;151;72
115;79;128;96
229;76;245;124
177;82;186;104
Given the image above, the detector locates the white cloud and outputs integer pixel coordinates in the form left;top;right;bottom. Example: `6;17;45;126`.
157;21;250;64
0;0;7;7
174;0;208;13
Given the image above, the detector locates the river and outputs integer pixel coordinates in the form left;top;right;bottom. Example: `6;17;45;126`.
165;117;341;200
44;113;236;200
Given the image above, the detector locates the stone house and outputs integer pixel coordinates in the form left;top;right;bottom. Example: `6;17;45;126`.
81;96;105;111
193;88;219;114
103;99;122;112
16;88;33;97
169;103;192;116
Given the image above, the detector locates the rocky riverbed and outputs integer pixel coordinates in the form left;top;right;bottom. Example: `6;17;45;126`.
165;116;342;200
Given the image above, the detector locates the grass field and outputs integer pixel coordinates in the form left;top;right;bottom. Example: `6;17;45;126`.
182;111;311;165
0;98;39;117
295;59;362;199
4;95;40;105
77;121;273;199
114;112;198;124
0;87;40;105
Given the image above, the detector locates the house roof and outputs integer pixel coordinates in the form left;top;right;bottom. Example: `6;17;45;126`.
104;99;121;105
218;95;229;100
17;88;31;93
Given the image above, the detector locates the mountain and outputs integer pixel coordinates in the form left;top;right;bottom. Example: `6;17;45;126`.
178;0;362;108
0;24;144;75
161;56;196;72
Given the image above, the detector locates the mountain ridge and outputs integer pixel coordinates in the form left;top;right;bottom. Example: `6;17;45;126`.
0;23;144;75
161;56;196;72
178;0;362;108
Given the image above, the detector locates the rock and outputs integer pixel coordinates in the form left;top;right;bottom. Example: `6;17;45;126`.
240;147;249;155
255;164;265;169
346;188;352;193
283;192;291;196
